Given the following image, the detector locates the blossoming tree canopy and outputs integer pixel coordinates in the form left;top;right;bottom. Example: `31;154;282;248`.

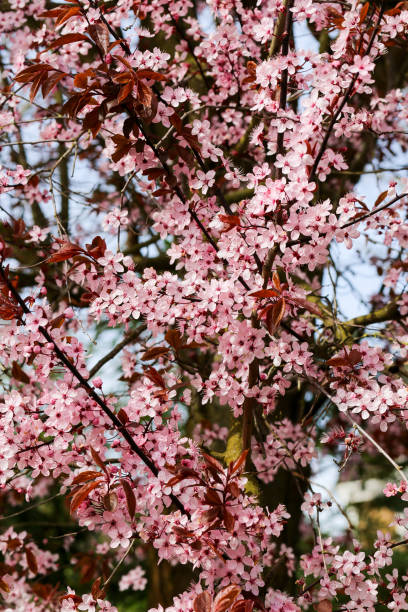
2;0;408;608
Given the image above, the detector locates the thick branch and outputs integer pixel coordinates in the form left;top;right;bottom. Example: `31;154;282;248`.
345;302;400;329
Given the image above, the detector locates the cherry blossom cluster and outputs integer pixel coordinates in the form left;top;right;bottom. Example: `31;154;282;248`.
1;0;408;609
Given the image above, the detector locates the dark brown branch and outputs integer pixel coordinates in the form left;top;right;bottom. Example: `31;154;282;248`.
309;3;385;182
88;326;146;378
0;266;189;518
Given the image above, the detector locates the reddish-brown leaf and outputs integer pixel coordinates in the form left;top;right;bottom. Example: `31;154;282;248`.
142;346;170;361
14;64;54;83
204;488;222;506
226;481;240;499
72;470;103;485
167;468;200;487
11;361;30;384
374;190;388;207
40;7;66;18
316;600;333;612
264;298;286;333
326;356;348;367
41;71;67;99
290;297;322;317
85;236;106;259
193;592;212;612
213;585;241;612
25;548;38;574
91;576;105;600
74;72;89;89
90;447;108;474
327;349;361;368
0;578;10;593
168;111;183;133
111;143;132;163
224;509;235;533
117;81;133;103
88;23;110;55
62;93;98;118
122;117;139;139
29;72;48;103
117;408;129;424
219;215;241;231
70;480;101;513
142;167;166;180
348;349;362;365
202;452;224;474
272;270;281;290
83;107;103;138
165;329;183;350
47;241;83;263
229;449;248;475
47;33;89;50
166;474;184;487
144;366;166;389
103;492;118;511
359;1;369;23
49;314;66;329
56;6;82;27
249;289;279;299
136;69;167;81
231;601;254;612
152;188;171;197
113;55;134;70
137;79;152;108
0;294;22;321
121;479;136;518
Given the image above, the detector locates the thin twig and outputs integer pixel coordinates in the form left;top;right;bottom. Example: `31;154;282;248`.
102;539;136;590
0;494;62;521
88;326;146;378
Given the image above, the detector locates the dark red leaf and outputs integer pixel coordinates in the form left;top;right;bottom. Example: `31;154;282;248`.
202;452;224;474
56;6;82;26
88;23;110;55
249;289;279;299
165;328;183;350
117;408;129;424
224;509;235;533
326;357;348;367
90;447;108;474
25;548;38;574
121;479;136;518
70;480;101;513
47;33;89;50
144;366;166;389
11;361;30;384
193;592;212;612
231;601;254;612
204;488;222;506
47;241;84;263
136;69;167;81
72;471;103;485
229;449;248;476
142;346;169;361
213;585;241;612
316;601;333;612
91;576;105;600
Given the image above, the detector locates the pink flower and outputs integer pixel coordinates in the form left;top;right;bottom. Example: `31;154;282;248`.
191;170;216;195
119;566;147;591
